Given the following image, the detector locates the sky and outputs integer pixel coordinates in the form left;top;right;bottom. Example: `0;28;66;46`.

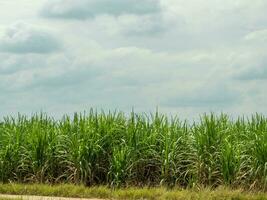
0;0;267;119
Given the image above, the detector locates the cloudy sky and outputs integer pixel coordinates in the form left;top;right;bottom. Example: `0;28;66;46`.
0;0;266;119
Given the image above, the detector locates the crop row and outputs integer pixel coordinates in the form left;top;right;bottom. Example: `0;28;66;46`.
0;111;267;189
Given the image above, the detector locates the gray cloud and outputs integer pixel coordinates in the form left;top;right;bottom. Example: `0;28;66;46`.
0;22;61;54
28;66;103;90
236;65;267;80
0;54;39;74
163;84;241;108
40;0;161;19
233;50;267;81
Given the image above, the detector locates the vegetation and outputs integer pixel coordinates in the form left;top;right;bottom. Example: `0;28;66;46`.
0;184;267;200
0;198;21;200
0;110;267;190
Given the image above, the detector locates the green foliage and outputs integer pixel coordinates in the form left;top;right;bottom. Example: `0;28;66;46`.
0;111;267;190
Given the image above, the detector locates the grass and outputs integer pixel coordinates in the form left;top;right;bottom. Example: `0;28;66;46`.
0;199;21;200
0;184;267;200
0;110;267;190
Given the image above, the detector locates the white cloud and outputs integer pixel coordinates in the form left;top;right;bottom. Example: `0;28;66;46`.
244;29;267;43
1;0;267;118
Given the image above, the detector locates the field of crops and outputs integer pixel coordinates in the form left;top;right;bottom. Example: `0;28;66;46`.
0;111;267;190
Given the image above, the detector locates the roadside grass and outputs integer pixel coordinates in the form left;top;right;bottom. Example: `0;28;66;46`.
0;199;21;200
0;184;267;200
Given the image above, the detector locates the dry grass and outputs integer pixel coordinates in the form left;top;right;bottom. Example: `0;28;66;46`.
0;184;267;200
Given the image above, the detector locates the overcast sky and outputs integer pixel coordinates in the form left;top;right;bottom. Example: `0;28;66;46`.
0;0;266;119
